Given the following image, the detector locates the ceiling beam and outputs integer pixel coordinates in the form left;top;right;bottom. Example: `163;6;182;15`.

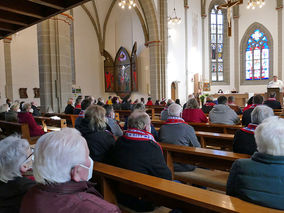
0;17;28;27
0;10;34;26
0;0;47;19
28;0;64;10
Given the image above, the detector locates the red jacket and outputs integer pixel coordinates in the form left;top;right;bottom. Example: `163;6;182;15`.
182;108;208;123
18;112;44;137
146;100;153;106
20;181;121;213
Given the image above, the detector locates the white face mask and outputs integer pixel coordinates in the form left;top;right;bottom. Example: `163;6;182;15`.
79;156;94;181
29;108;34;114
17;109;21;112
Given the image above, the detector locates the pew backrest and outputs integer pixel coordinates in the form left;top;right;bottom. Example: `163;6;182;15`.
0;120;32;143
94;162;281;213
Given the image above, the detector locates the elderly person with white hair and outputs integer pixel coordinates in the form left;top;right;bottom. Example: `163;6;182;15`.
20;128;120;213
233;105;274;155
227;116;284;210
109;111;171;212
0;103;9;120
0;136;35;213
159;103;200;172
160;99;174;121
5;103;20;122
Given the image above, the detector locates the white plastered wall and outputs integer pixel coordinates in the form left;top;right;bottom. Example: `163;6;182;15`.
205;0;278;94
167;0;202;104
73;2;150;102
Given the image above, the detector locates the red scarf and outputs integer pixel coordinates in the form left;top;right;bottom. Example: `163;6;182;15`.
165;116;187;124
78;110;85;118
241;124;258;134
123;129;162;152
268;98;276;101
249;104;261;109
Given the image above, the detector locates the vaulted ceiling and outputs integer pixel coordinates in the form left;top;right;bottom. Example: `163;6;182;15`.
0;0;91;39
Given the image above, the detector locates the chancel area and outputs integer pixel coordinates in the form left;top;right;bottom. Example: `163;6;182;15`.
0;0;284;212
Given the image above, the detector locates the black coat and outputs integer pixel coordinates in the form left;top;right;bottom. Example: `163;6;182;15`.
242;108;253;126
263;100;282;109
64;104;74;114
0;177;35;213
109;136;172;180
76;118;115;162
233;129;257;155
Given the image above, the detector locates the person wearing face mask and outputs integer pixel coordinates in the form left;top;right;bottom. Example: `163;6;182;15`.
20;128;121;213
0;136;36;213
18;103;44;137
103;104;123;137
5;103;20;122
108;111;171;211
159;103;201;172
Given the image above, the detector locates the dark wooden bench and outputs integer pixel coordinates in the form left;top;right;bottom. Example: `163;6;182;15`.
94;162;281;213
161;142;249;190
152;120;242;134
0;120;39;144
196;131;234;151
42;113;78;127
34;116;67;132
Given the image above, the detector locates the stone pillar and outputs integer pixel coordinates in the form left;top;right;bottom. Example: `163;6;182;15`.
148;42;161;101
277;0;283;79
159;0;168;99
184;0;189;97
3;37;13;101
37;13;73;113
233;6;240;91
201;0;207;82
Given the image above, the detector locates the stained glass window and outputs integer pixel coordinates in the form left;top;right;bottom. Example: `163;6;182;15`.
210;7;224;82
245;29;270;80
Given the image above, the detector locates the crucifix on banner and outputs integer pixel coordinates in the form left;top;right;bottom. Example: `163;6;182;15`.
217;0;243;37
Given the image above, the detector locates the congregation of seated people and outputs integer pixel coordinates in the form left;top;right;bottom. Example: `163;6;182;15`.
1;93;284;212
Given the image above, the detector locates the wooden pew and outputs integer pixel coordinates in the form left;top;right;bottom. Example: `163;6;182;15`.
42;113;78;127
152;120;242;134
161;142;249;190
34;116;67;132
196;131;234;151
0;120;39;144
115;109;154;121
94;162;281;213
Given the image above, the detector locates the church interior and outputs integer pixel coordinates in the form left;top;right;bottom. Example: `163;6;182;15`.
1;0;284;212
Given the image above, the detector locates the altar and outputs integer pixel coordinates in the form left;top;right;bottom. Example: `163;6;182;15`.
212;93;249;107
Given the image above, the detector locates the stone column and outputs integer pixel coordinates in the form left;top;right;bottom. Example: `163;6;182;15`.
184;0;189;97
37;13;73;113
277;0;283;79
147;42;161;101
159;0;168;99
3;37;13;101
233;6;240;91
201;0;207;82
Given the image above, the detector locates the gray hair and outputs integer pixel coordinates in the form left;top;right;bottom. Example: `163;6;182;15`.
168;103;182;117
166;99;174;107
186;98;199;109
132;103;145;112
22;103;31;112
0;136;30;183
33;128;87;184
255;117;284;156
128;111;150;130
85;105;107;131
251;105;274;124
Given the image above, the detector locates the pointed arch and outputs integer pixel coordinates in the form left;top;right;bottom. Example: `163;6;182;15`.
208;0;230;85
240;22;273;85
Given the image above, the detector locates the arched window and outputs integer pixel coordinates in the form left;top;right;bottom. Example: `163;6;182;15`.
209;0;230;85
246;29;269;80
240;23;273;85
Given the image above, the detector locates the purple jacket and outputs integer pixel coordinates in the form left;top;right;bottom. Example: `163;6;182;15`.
20;181;120;213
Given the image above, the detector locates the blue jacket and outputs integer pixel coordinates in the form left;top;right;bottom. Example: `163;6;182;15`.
227;152;284;210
